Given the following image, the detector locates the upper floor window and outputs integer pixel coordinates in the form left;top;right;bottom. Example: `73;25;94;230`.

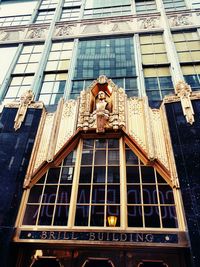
22;137;178;229
83;0;131;19
39;0;58;10
163;0;187;12
72;37;137;99
135;0;157;14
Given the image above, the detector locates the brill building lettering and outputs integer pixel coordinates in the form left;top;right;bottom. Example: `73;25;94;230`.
20;231;178;244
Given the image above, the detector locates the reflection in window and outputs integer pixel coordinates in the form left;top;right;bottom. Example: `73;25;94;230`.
75;139;120;227
126;147;178;228
23;150;76;226
71;37;137;99
22;138;178;229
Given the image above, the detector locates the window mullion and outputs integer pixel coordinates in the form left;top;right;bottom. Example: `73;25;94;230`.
68;140;82;228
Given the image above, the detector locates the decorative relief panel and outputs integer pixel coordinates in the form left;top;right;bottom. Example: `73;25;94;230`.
127;97;147;151
33;113;55;172
26;26;49;40
0;28;25;42
150;109;169;170
137;16;160;30
55;99;78;154
169;14;192;27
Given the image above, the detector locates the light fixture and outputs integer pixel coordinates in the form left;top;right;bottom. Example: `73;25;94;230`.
108;216;117;227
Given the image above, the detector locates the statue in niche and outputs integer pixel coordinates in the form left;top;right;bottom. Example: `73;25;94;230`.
95;90;110;133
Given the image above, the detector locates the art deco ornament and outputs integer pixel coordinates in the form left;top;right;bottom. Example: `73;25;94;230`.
14;90;34;130
175;81;194;124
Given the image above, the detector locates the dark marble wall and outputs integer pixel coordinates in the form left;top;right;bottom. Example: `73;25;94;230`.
165;100;200;267
0;107;42;267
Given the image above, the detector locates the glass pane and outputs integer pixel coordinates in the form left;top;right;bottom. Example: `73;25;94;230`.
57;186;72;203
79;167;92;183
22;205;38;225
75;205;89;226
127;185;141;204
60;167;74;183
126;149;138;164
93;166;106;183
77;185;91;203
42;186;57;203
161;206;178;228
107;185;120;204
94;150;106;165
38;205;54;225
108;150;119;165
126;166;140;183
108;166;120;183
144;206;160;227
81;150;93;165
106;206;120;227
92;185;105;203
90;206;104;226
53;205;69;226
46;168;60;183
27;186;43;203
143;185;158;204
141;166;155;183
127;206;143;227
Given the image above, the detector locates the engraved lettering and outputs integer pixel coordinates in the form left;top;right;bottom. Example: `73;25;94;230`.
63;232;70;240
145;234;153;242
120;233;127;241
136;233;144;242
41;231;47;239
49;231;55;239
112;233;119;241
89;232;95;241
72;232;78;240
98;232;104;241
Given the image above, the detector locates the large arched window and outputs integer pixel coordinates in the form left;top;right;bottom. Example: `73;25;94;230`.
22;137;178;229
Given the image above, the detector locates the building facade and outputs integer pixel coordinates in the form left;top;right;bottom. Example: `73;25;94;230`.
0;0;199;267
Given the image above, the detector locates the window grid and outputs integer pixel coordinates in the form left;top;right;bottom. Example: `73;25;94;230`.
39;0;58;10
75;139;120;227
4;75;34;102
35;10;55;23
39;73;68;105
60;7;81;21
163;0;187;11
22;138;178;229
0;15;31;27
22;150;76;226
13;44;44;75
172;31;200;63
140;34;169;65
182;65;200;91
71;37;137;99
63;0;82;8
126;146;178;228
135;0;157;14
83;5;131;19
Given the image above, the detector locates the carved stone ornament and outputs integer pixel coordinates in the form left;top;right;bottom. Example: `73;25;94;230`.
138;17;158;29
56;25;75;36
14;90;34;131
170;14;190;27
77;75;126;133
175;81;194;124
